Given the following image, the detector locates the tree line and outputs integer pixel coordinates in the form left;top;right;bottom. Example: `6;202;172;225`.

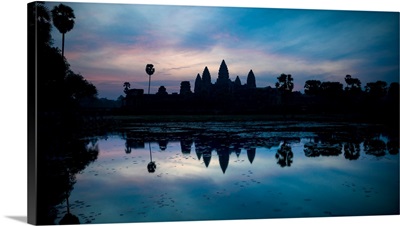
28;2;103;225
28;2;98;114
302;74;398;99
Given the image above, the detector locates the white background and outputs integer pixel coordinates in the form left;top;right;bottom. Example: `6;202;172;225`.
1;0;399;226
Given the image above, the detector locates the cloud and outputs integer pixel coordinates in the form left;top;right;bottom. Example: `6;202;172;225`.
45;2;399;99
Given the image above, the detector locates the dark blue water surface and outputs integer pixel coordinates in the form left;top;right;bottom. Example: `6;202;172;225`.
55;121;399;224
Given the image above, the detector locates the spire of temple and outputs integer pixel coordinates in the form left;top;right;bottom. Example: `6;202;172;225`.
202;66;212;85
247;69;256;88
216;59;230;86
194;73;202;94
234;76;242;86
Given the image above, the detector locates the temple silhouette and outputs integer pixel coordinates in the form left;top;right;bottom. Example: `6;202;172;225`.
123;59;300;114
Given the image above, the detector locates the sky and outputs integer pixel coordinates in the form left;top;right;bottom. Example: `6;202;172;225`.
44;1;399;99
0;2;400;226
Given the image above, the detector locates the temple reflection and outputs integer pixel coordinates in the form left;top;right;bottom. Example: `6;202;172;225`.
121;129;399;174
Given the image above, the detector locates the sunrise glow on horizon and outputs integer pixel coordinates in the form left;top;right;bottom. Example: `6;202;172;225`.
45;1;399;99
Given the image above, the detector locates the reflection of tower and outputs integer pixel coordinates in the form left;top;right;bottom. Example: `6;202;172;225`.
203;150;212;168
158;139;168;151
180;138;193;154
234;147;241;158
217;150;230;174
195;140;205;160
246;148;256;164
125;137;145;154
195;138;213;168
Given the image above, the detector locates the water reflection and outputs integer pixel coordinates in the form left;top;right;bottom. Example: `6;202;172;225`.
147;142;156;173
120;126;398;174
275;142;293;167
38;136;99;224
45;122;398;224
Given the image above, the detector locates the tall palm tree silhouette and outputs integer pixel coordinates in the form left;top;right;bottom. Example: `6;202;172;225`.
51;3;75;58
123;82;130;94
145;64;155;94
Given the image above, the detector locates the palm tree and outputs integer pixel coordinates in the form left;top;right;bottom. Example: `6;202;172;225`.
276;73;294;92
123;82;130;94
145;64;155;94
51;3;75;58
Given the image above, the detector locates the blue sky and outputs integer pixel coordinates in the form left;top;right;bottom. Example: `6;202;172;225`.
45;1;399;99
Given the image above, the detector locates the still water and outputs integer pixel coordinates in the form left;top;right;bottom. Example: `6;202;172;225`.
55;121;399;224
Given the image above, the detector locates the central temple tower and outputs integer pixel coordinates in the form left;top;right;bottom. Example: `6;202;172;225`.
215;59;230;87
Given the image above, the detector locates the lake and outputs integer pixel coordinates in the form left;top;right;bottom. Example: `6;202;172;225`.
54;120;399;224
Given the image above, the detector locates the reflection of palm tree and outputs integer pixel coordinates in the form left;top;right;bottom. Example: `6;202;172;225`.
275;142;293;167
59;212;80;225
145;64;155;94
51;3;75;58
59;191;80;224
147;142;156;173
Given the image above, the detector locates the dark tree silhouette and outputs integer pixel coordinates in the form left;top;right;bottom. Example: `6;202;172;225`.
123;82;130;94
65;70;98;101
156;86;168;96
275;73;294;92
180;81;192;96
320;81;343;98
344;74;362;92
51;3;75;58
387;82;399;101
304;80;321;96
275;74;294;114
28;2;53;47
365;81;387;99
145;64;155;94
